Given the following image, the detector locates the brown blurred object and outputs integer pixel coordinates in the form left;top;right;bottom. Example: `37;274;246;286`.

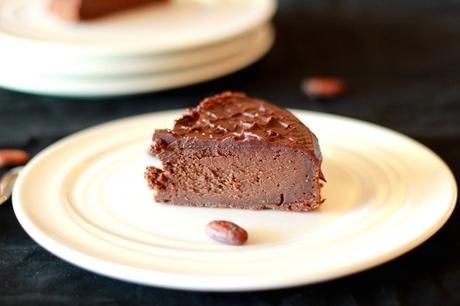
206;220;248;245
302;77;346;99
49;0;168;21
0;149;30;168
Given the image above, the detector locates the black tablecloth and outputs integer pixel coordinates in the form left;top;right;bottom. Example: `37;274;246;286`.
1;1;459;305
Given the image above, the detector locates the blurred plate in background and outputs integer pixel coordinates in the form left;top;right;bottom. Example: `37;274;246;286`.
0;0;276;97
0;25;274;97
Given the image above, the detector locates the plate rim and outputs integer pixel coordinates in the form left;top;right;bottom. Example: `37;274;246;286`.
0;24;273;77
0;24;274;97
12;109;458;291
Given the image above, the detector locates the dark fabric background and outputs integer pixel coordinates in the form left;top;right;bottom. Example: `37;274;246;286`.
1;1;459;305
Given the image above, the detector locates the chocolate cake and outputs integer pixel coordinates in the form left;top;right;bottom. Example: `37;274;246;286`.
145;92;324;211
49;0;167;21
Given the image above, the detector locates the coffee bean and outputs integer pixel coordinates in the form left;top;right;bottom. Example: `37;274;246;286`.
205;220;248;245
0;149;30;168
302;77;345;98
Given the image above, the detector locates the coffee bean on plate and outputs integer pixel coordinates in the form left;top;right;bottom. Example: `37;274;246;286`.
206;220;248;245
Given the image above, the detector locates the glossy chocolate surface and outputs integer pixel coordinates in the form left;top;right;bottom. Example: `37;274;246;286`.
166;92;321;159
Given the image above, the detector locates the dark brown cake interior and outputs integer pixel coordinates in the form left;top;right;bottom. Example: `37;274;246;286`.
145;91;324;211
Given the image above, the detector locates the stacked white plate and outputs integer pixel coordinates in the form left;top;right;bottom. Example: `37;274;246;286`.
0;0;276;97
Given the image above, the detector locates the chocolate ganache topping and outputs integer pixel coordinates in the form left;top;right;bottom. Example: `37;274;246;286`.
158;91;321;159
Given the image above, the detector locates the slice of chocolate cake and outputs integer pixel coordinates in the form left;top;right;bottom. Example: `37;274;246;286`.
145;92;324;211
49;0;167;21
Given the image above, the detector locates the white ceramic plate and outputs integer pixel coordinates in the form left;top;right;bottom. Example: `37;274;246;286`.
13;110;457;291
0;25;274;97
0;24;272;77
0;0;276;56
